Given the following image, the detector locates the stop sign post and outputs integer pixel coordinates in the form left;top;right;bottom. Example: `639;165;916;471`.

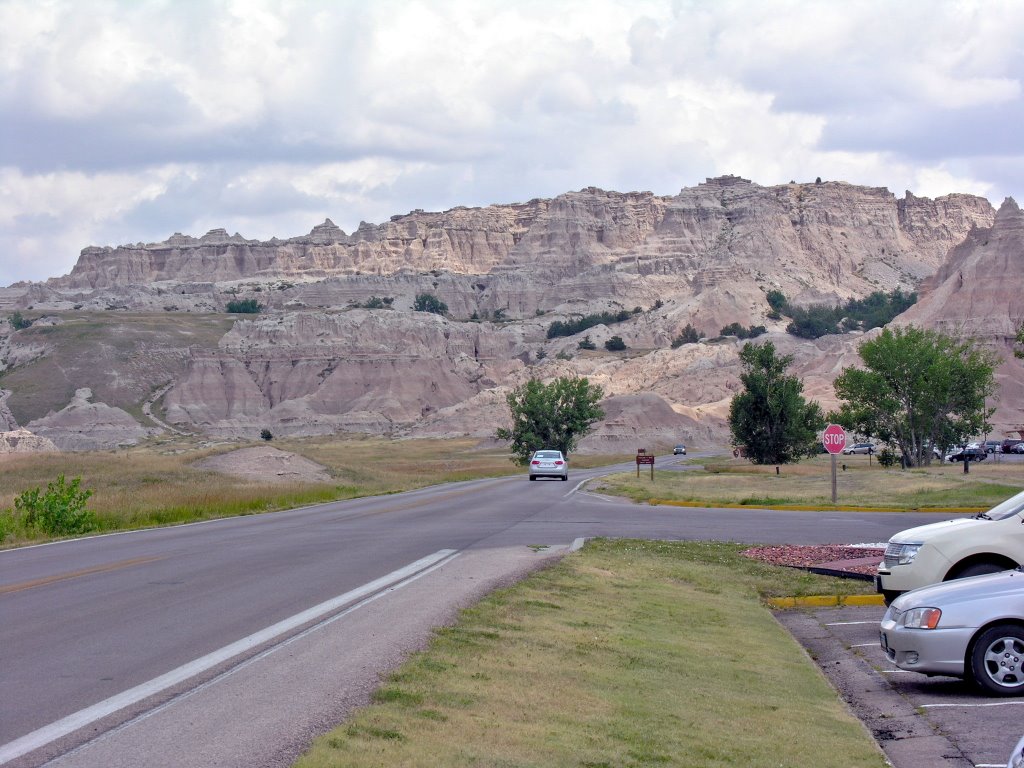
822;424;847;503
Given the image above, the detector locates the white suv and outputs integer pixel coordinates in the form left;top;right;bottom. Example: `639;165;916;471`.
876;489;1024;604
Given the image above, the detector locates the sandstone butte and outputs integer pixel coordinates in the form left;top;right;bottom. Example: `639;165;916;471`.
0;175;1021;452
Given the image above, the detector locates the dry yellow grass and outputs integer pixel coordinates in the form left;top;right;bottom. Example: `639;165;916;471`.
0;436;630;545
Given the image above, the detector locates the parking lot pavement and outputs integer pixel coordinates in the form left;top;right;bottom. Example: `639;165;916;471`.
777;604;1024;768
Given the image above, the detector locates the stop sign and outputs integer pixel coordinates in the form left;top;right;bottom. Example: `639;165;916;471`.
822;424;847;455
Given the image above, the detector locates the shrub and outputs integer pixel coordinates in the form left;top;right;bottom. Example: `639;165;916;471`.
260;428;273;441
12;474;96;537
605;335;627;351
577;336;596;350
876;447;899;468
671;324;702;348
9;311;32;330
226;298;261;314
766;290;787;313
555;350;573;360
414;293;448;315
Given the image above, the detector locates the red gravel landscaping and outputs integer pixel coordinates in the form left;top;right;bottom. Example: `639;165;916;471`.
742;544;884;577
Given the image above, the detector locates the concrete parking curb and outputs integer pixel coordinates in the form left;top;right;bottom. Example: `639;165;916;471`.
768;594;886;608
646;498;984;513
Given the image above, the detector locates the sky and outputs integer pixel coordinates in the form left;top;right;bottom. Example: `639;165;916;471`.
1;0;1022;286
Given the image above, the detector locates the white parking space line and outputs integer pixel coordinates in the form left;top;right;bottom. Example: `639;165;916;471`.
0;549;458;766
922;701;1024;709
851;642;879;647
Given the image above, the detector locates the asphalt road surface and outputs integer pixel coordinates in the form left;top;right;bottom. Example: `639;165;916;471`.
0;455;971;767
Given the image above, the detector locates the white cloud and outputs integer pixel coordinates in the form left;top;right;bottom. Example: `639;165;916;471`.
1;0;1022;285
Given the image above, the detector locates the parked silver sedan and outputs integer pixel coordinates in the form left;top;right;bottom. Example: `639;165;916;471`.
880;568;1024;695
528;449;568;481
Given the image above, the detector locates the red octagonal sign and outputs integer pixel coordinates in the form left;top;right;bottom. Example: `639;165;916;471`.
822;424;847;455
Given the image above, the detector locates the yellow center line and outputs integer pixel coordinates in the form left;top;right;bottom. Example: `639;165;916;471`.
0;556;165;595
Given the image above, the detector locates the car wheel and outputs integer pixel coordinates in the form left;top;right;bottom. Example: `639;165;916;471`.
969;625;1024;696
561;474;568;481
529;475;536;481
951;562;1009;579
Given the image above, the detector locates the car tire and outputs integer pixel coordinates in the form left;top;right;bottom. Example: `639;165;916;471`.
529;475;536;481
951;562;1009;580
881;590;901;607
561;474;568;481
969;625;1024;696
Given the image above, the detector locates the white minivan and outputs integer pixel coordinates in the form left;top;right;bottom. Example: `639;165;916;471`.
876;490;1024;604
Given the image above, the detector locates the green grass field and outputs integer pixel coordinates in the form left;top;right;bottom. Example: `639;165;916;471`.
296;539;886;768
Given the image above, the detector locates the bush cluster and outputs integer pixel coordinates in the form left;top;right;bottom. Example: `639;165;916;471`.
772;290;916;339
547;310;634;339
719;322;767;339
671;324;702;348
226;298;261;314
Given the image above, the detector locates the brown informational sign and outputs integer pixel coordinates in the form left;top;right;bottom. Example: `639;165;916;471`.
636;450;654;479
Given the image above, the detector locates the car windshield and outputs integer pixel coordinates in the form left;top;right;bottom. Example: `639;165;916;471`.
534;451;561;459
983;490;1024;521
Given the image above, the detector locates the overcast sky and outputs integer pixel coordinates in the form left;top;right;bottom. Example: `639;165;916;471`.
2;0;1022;286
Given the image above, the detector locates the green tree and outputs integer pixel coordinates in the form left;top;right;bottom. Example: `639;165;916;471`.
729;341;824;464
830;326;998;467
413;293;448;315
577;335;596;350
9;311;32;330
12;474;96;537
495;377;605;464
260;428;273;441
604;335;626;351
1015;322;1024;359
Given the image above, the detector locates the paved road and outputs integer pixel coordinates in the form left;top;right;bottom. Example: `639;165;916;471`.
0;455;971;767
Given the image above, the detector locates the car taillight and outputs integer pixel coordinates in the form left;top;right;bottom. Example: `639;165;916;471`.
554;460;563;465
531;460;539;465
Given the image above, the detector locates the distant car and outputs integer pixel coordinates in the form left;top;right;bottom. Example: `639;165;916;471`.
947;446;987;462
880;567;1024;695
672;444;687;455
528;449;568;481
1013;442;1024;454
1004;439;1024;453
842;442;875;455
983;440;1002;453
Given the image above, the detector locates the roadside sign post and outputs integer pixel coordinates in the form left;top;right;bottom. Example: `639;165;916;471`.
636;449;654;480
822;424;847;504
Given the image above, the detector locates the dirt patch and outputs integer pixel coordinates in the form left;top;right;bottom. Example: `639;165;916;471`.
194;446;333;484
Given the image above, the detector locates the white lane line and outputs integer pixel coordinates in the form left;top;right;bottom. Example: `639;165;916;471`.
826;621;878;626
922;701;1024;709
0;549;457;766
44;550;462;765
565;478;589;497
851;642;878;647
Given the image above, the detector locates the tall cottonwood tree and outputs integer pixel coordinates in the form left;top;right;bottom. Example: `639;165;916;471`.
728;341;824;464
831;326;997;467
496;376;604;465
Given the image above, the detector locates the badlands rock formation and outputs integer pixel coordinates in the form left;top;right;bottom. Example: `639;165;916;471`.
0;428;58;454
26;388;157;451
1;176;1020;450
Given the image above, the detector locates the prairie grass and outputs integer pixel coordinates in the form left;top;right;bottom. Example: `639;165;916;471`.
598;453;1024;510
0;436;630;546
295;539;885;768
